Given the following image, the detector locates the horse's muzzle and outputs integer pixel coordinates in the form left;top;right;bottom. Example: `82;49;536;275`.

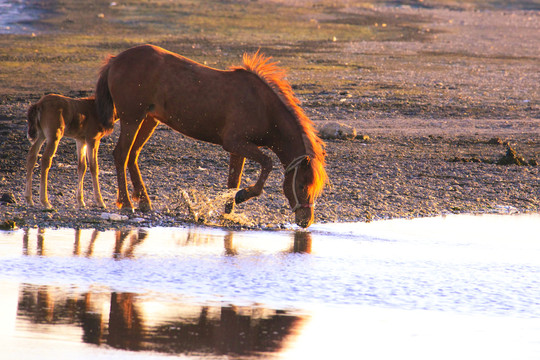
295;207;314;228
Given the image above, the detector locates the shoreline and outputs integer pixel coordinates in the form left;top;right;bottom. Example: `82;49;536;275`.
0;0;538;230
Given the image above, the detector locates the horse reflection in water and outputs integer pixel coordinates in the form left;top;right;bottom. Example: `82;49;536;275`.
21;227;311;257
17;228;311;356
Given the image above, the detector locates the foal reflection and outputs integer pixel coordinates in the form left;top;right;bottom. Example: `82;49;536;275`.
22;228;148;259
22;228;46;256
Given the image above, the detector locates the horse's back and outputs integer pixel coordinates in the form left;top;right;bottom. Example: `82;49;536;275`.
107;45;197;83
106;45;248;140
105;45;285;145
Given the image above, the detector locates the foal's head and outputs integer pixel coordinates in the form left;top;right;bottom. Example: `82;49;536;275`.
283;155;327;228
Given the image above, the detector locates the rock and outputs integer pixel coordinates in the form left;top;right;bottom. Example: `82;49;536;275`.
497;145;528;166
356;134;370;142
110;213;129;221
487;137;503;145
0;193;16;204
318;122;357;140
100;213;128;221
0;219;17;230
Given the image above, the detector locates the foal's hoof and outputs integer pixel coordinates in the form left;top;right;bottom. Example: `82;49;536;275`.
41;201;52;209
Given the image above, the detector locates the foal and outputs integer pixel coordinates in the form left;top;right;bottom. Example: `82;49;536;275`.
24;94;115;208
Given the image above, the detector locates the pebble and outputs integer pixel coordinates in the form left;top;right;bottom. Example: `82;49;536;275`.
101;213;129;221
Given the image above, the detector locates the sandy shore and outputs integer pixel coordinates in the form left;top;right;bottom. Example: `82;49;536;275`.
0;0;538;230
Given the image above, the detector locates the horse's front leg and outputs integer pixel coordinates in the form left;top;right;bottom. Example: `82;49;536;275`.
75;139;88;208
113;118;143;211
225;153;245;214
127;116;159;212
24;134;45;206
86;138;106;208
223;140;273;206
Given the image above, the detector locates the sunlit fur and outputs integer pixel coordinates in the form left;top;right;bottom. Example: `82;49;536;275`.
236;52;328;202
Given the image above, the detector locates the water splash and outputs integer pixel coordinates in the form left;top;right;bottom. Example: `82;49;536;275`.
179;188;253;227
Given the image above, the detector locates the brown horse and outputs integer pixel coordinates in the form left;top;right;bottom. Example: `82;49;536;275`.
95;44;327;228
25;94;114;209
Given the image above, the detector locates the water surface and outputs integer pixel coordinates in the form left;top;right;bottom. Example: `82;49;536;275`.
0;213;539;359
0;0;40;34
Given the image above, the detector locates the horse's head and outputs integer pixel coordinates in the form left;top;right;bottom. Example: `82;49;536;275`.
283;155;327;228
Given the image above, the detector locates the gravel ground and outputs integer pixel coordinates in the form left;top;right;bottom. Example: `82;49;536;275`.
0;1;538;230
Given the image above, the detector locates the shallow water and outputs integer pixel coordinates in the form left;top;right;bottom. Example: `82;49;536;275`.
0;0;39;34
1;213;539;359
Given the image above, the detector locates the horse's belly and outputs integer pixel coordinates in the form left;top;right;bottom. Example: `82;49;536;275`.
158;115;223;145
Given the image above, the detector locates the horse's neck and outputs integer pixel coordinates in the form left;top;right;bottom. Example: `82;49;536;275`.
273;126;310;169
268;95;312;168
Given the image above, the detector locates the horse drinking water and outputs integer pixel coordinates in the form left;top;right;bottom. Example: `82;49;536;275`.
95;45;327;228
25;94;114;209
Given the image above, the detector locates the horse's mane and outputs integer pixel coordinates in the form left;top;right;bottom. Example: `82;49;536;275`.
233;51;327;200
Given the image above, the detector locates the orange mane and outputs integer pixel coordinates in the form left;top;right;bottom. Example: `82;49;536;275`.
235;51;328;200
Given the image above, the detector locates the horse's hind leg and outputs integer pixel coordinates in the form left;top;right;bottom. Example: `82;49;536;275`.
225;153;245;214
86;138;106;208
113;117;143;211
39;134;62;208
24;134;45;206
75;139;88;208
127;116;159;212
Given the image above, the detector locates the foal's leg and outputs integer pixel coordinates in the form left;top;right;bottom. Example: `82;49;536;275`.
39;133;62;208
86;138;106;208
113;117;144;210
127;116;159;212
224;153;245;214
24;134;46;206
75;139;88;208
222;140;273;205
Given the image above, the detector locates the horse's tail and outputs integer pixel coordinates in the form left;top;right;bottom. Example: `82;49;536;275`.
95;56;115;130
26;103;40;143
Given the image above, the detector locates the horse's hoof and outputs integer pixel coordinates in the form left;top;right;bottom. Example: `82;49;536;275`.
235;189;248;205
138;202;152;212
120;207;135;214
